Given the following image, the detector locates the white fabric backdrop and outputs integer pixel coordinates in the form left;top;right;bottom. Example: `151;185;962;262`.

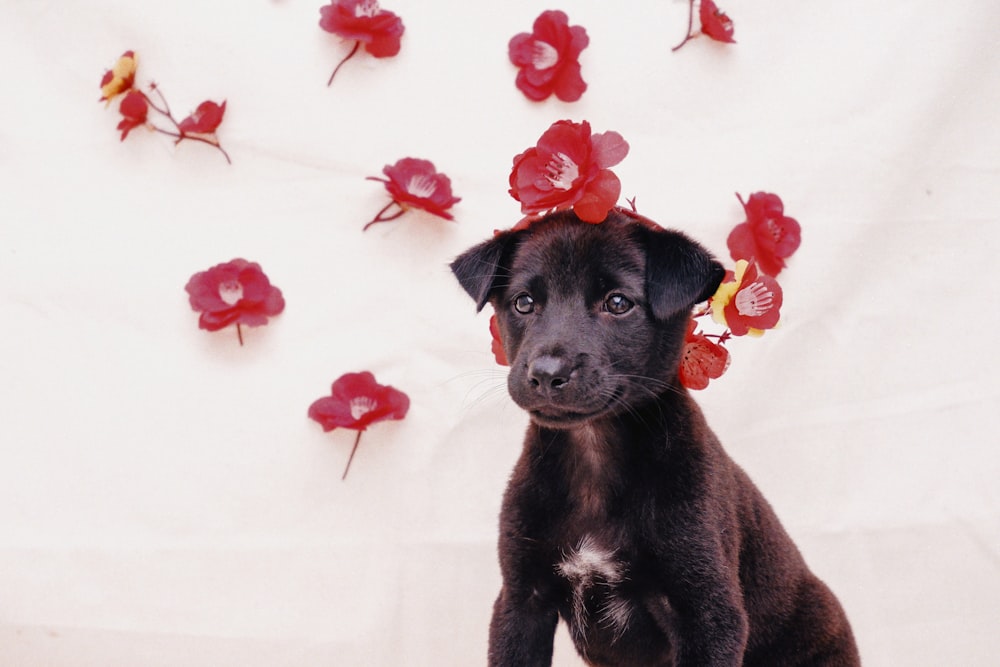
2;0;998;664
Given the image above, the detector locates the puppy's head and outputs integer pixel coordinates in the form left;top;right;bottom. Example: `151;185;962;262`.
451;209;724;428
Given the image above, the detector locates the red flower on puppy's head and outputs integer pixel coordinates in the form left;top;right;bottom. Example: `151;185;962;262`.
308;371;410;479
710;260;783;337
185;258;285;345
508;10;589;102
678;319;730;390
509;119;629;224
727;192;801;277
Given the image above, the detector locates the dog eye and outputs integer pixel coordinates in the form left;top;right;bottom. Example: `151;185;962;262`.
513;293;535;314
604;294;633;315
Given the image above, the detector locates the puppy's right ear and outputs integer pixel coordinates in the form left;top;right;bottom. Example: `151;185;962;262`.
450;231;521;312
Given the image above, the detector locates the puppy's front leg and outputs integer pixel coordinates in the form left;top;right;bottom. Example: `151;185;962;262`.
488;586;558;667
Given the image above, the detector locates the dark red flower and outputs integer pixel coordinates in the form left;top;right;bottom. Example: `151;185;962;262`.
116;90;148;141
700;0;736;44
508;10;589;102
679;319;730;390
319;0;404;84
364;157;461;229
489;314;509;366
178;100;226;135
711;260;783;337
727;192;801;277
100;50;137;104
185;259;285;344
509;119;629;224
308;371;410;479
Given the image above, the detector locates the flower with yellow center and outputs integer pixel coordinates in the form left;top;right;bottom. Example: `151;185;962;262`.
99;51;137;105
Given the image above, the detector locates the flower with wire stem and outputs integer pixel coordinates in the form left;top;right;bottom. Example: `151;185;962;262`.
185;259;285;345
679;318;730;390
710;259;783;337
672;0;736;52
319;0;404;86
363;157;461;230
308;371;410;479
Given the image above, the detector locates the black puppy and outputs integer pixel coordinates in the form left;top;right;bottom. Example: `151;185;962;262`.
451;209;860;666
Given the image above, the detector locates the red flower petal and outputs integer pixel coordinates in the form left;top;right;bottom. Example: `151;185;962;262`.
308;371;410;432
178;100;226;135
679;320;730;390
489;314;509;366
573;169;621;223
116;90;148;141
319;0;404;58
700;0;736;44
185;259;285;333
508;10;589;102
371;157;461;220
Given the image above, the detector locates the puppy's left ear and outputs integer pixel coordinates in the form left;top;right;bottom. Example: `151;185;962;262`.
450;231;521;312
639;227;726;320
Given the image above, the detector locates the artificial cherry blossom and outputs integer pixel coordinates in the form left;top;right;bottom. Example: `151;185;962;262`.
508;10;589;102
672;0;736;52
98;51;231;163
308;371;410;479
319;0;404;85
363;157;461;230
679;319;730;390
509;119;629;224
727;192;801;277
185;259;285;345
489;314;509;366
710;260;783;337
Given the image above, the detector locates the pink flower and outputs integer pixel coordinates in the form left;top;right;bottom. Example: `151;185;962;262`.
185;259;285;344
364;158;461;230
319;0;404;85
308;371;410;479
508;10;589;102
711;260;783;337
116;90;148;141
509;119;629;224
727;192;801;277
678;319;730;390
178;100;226;135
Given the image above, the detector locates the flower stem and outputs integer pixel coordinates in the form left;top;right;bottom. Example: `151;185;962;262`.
342;431;363;480
151;126;232;164
236;323;244;346
328;41;362;86
671;0;698;52
362;201;407;231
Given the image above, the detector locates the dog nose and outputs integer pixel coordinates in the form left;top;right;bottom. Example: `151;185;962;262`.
528;355;571;392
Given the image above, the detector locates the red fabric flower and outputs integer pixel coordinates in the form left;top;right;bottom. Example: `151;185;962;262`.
489;314;509;366
308;371;410;479
508;10;589;102
509;119;629;224
99;50;137;104
178;100;226;135
711;260;783;337
727;192;801;277
116;90;148;141
319;0;404;84
364;157;461;229
679;319;730;390
185;259;285;344
700;0;736;44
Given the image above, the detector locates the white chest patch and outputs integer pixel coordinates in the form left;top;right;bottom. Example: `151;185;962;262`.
556;535;633;642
